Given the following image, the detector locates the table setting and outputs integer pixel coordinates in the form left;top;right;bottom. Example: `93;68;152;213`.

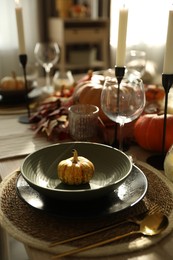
0;101;173;260
1;155;173;259
1;89;173;259
1;2;173;260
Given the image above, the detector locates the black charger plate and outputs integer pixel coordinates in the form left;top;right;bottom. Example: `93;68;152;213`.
16;164;148;219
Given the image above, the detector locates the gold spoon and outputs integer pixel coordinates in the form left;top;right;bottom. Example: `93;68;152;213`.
52;212;168;259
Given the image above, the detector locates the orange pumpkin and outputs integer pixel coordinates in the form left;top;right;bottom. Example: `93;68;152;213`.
134;113;173;152
73;81;111;124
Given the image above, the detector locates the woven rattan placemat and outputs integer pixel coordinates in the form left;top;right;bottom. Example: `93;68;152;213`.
0;161;173;258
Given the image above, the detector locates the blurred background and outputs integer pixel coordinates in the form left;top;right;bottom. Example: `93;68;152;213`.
0;0;171;83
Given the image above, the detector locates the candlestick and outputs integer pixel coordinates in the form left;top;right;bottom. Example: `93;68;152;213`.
18;54;31;124
147;74;173;170
116;6;128;67
162;74;173;151
147;6;173;169
112;66;126;149
15;0;26;54
115;66;125;84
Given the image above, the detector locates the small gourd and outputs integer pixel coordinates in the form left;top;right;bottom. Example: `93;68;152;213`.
0;71;24;90
57;149;94;185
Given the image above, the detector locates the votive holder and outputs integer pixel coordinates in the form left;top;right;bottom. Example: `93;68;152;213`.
68;104;99;141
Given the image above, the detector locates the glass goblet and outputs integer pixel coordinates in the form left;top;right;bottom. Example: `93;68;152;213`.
126;50;146;79
101;76;146;151
34;42;60;94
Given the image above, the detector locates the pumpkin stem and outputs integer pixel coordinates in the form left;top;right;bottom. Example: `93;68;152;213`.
87;69;93;78
11;71;16;80
72;149;78;163
60;85;65;96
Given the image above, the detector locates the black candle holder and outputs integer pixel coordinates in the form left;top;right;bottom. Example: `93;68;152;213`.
147;73;173;170
18;54;31;124
115;66;126;84
112;66;126;148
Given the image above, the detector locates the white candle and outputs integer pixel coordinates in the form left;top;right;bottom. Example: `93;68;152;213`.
15;0;26;54
116;6;128;67
163;9;173;74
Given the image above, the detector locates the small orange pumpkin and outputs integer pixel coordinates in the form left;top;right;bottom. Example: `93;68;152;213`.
73;81;111;124
134;113;173;152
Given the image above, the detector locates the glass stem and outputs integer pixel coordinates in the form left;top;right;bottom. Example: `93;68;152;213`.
45;67;51;87
119;123;124;151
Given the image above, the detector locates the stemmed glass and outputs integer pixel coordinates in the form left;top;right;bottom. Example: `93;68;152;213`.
101;76;146;151
126;50;146;79
34;42;60;94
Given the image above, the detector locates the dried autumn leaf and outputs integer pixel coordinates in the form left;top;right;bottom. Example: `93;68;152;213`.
45;119;58;136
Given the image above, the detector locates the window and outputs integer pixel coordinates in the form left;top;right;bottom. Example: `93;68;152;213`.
110;0;171;73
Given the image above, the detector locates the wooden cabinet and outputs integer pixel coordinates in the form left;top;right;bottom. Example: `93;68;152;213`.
48;18;110;72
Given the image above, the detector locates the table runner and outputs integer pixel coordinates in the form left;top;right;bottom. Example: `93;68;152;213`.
0;97;39;115
0;114;151;162
0;115;50;160
0;161;173;259
0;106;152;161
0;106;27;115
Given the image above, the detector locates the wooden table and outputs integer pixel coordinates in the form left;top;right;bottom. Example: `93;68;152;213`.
1;112;173;260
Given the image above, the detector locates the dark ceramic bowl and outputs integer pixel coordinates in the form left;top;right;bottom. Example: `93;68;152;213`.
20;142;132;201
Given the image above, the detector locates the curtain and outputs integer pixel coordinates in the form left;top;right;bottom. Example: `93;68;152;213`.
110;0;171;76
0;0;42;79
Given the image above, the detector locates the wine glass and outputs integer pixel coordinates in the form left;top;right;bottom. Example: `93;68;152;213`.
126;50;146;79
34;42;60;94
101;76;146;151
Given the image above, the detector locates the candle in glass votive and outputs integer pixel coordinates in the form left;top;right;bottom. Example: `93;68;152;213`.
116;5;128;67
163;9;173;74
15;0;26;54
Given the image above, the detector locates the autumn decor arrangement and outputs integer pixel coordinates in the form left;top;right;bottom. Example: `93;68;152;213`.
29;71;92;141
28;69;173;163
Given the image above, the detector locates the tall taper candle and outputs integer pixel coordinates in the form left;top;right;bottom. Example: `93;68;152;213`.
163;9;173;74
15;0;26;54
116;6;128;67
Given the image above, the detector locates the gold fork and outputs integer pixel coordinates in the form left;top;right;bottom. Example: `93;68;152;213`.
49;204;160;247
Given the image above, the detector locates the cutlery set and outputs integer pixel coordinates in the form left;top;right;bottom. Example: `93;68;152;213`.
50;205;168;259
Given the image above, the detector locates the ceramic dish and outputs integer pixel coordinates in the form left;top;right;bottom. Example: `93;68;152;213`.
17;164;148;218
20;142;132;201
